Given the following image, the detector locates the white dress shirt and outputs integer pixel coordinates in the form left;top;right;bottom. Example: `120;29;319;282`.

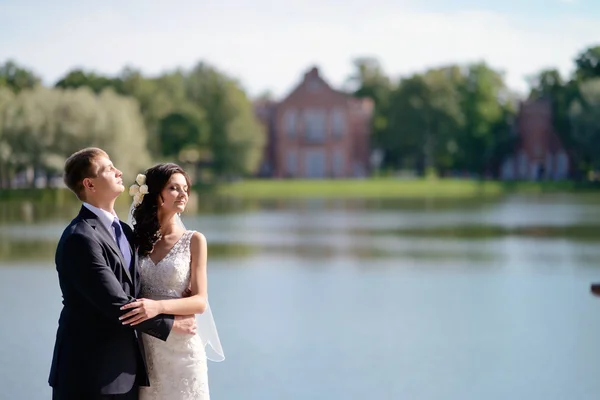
83;202;132;268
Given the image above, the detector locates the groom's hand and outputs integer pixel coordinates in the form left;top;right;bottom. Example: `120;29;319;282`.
173;315;197;335
119;298;164;326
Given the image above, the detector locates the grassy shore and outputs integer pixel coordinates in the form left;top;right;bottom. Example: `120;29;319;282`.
0;187;72;202
214;178;599;199
0;187;134;207
1;179;598;202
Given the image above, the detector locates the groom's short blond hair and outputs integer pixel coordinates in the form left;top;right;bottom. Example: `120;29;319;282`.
64;147;109;201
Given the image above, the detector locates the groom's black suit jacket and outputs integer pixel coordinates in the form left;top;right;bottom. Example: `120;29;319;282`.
49;205;174;396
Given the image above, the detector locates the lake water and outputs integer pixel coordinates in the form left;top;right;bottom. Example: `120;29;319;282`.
2;193;600;399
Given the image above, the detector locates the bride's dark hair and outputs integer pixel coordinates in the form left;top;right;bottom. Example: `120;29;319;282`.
132;163;191;257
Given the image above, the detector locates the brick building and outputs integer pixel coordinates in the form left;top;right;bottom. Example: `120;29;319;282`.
255;66;373;178
500;99;570;181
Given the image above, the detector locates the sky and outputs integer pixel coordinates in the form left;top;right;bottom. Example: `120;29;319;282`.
1;0;600;99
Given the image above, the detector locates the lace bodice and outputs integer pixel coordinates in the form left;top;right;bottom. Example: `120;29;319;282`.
139;230;194;299
137;229;210;400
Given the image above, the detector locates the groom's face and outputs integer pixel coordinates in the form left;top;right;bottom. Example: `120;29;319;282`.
84;156;124;200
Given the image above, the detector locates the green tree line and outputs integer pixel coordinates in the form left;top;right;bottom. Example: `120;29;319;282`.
348;44;600;178
2;44;600;188
0;61;265;188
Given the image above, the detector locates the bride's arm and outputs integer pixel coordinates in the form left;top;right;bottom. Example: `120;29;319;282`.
120;232;208;325
158;232;208;315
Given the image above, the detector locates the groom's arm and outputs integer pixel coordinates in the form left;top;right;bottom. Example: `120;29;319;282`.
59;232;174;341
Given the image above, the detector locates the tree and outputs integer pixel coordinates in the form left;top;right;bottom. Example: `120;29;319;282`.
119;68;204;158
185;62;265;178
421;66;466;173
385;74;429;171
0;88;15;187
457;63;516;175
385;66;465;174
569;78;600;171
346;58;393;167
49;62;266;178
347;57;391;98
2;87;63;185
158;110;209;159
528;69;564;99
574;45;600;82
0;86;151;187
381;63;515;176
93;89;152;178
0;60;40;93
55;69;124;94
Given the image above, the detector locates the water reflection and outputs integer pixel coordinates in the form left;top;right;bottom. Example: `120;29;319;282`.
4;193;600;400
0;238;57;262
1;193;600;269
0;239;259;265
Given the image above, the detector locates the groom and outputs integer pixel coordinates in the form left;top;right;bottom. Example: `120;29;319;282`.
49;148;197;400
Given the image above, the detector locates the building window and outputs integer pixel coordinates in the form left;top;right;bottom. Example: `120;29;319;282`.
518;150;528;179
332;149;345;177
286;150;297;176
352;162;366;177
545;153;553;179
331;108;345;138
304;149;326;178
501;157;515;180
284;110;297;138
304;109;326;142
556;151;568;179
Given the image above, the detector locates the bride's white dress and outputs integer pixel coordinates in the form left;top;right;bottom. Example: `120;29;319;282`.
138;230;210;400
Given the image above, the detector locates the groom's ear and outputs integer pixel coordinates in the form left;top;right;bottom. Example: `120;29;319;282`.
82;177;94;191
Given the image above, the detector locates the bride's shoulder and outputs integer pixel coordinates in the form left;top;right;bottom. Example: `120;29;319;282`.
187;230;207;252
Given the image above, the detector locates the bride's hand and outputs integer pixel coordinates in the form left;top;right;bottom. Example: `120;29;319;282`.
119;299;163;326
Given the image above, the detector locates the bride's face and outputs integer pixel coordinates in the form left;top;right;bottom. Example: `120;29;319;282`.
160;173;189;214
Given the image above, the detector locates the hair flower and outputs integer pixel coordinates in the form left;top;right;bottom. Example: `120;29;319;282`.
136;174;146;186
129;174;147;206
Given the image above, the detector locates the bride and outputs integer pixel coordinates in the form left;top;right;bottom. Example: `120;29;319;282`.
119;163;224;400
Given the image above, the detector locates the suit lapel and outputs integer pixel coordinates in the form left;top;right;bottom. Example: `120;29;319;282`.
79;206;133;285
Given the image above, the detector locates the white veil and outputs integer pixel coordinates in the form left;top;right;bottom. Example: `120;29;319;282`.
127;202;225;362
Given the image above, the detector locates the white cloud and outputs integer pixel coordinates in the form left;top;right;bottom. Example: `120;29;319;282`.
1;1;598;98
